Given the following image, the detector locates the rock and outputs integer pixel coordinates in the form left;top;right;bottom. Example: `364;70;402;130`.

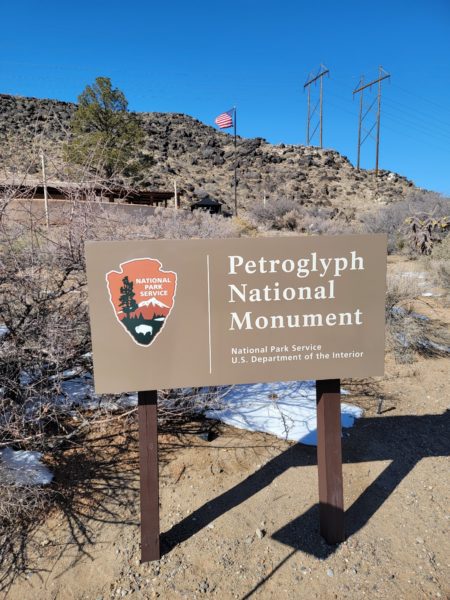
201;147;216;159
197;430;213;442
300;566;309;574
255;528;265;539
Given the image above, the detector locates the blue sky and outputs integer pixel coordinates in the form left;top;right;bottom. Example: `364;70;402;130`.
1;0;450;194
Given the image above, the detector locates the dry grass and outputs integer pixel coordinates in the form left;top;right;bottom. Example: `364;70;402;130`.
423;235;450;301
385;272;449;362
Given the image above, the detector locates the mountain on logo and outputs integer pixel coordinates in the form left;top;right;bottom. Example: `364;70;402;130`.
133;296;170;319
135;296;171;320
138;297;169;309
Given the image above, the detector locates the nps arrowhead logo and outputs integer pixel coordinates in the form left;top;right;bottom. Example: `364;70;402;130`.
106;258;177;347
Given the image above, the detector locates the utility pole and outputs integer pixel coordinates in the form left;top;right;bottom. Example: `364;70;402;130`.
233;106;238;217
39;149;49;228
356;76;364;170
304;64;329;148
353;66;390;175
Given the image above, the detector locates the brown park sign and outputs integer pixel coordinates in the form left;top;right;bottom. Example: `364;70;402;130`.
85;234;387;394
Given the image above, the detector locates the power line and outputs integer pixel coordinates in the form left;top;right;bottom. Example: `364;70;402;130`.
329;87;450;144
382;108;450;143
392;82;450;114
382;97;450;134
327;96;450;157
381;120;450;155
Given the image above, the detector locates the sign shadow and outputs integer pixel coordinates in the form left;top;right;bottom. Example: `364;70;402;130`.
162;410;449;558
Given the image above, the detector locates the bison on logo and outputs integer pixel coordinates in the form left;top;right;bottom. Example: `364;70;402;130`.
106;258;177;347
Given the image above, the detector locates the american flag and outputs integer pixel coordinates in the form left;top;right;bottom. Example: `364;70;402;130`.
215;109;234;129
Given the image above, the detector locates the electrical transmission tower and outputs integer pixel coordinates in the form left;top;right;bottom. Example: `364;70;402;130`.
304;64;329;148
353;66;390;175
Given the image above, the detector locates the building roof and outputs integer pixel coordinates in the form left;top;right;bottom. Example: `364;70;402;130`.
0;179;174;203
191;196;223;207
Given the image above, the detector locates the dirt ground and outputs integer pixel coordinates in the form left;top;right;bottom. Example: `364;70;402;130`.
2;259;449;600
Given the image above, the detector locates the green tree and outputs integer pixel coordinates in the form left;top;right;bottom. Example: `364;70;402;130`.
119;276;139;316
66;77;145;181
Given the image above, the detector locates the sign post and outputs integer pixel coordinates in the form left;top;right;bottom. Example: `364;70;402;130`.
316;378;344;544
85;234;386;562
138;390;160;562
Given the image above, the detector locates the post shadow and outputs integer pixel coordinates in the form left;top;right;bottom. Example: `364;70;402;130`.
161;410;449;557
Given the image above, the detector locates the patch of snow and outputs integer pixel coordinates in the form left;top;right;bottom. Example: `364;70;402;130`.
396;272;440;298
394;332;409;348
391;306;430;321
0;447;53;486
205;380;363;446
19;371;35;386
50;366;84;381
57;372;138;411
393;333;449;354
410;312;430;321
403;271;427;279
417;339;450;354
58;372;95;407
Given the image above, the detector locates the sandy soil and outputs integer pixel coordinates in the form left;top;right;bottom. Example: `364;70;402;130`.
2;260;449;600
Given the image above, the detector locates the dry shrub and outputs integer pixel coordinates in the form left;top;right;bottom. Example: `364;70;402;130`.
248;197;302;230
424;235;450;298
231;215;259;236
385;273;449;362
386;274;424;362
0;201;239;586
296;211;361;236
1;203;238;445
247;198;358;235
0;481;52;591
139;207;239;239
362;191;449;254
0;214;90;450
386;273;421;310
405;214;448;255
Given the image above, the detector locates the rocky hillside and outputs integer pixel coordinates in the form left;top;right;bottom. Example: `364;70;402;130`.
0;93;416;215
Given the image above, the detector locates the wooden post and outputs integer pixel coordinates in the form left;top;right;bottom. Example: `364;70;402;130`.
174;179;178;209
138;390;160;562
39;149;49;228
316;379;345;544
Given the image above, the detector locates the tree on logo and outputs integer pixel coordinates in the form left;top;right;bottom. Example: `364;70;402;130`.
119;276;138;316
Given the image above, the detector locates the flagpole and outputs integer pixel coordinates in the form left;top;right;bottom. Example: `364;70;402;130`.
233;106;238;216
